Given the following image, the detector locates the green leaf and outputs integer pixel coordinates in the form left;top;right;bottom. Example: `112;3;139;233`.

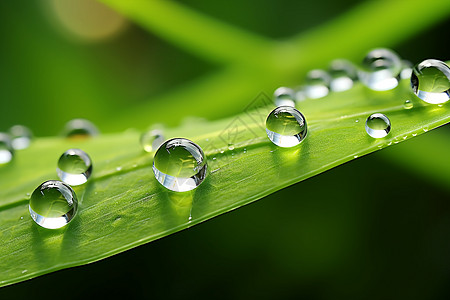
1;79;450;286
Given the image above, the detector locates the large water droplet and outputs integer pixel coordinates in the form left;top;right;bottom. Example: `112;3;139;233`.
9;125;33;150
266;106;308;147
57;148;93;186
0;133;14;164
411;59;450;104
365;113;391;138
153;138;207;192
304;69;330;99
29;180;78;229
140;129;165;153
328;59;357;92
62;118;99;138
273;87;295;107
359;48;402;91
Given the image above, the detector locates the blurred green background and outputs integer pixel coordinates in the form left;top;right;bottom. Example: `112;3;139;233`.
1;0;449;299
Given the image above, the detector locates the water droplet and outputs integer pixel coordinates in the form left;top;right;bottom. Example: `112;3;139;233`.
358;48;402;91
228;144;235;151
20;216;24;220
0;133;14;165
57;149;93;186
140;129;165;153
273;87;295;107
243;148;247;153
400;60;413;80
29;180;78;229
153;138;207;192
365;113;391;138
212;157;216;160
412;133;417;137
9;125;33;150
22;270;27;274
116;166;122;171
355;119;360;123
411;59;450;104
305;69;330;99
62;118;99;138
423;127;429;132
403;99;413;109
266;106;308;147
328;59;357;92
353;155;359;158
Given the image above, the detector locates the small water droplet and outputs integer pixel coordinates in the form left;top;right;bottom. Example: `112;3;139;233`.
62;119;99;139
266;106;308;147
403;99;413;109
212;157;216;160
116;166;122;171
304;69;330;99
403;136;407;140
57;149;93;186
9;125;33;150
423;127;429;132
411;59;450;104
353;155;359;158
22;270;27;274
400;60;413;80
412;133;417;137
387;142;393;146
20;216;24;220
153;138;207;192
29;180;78;229
328;59;357;92
205;138;209;142
274;87;296;107
243;148;247;153
220;150;224;154
140;129;165;153
365;113;391;138
358;48;402;91
26;192;30;197
0;133;14;165
355;119;360;123
228;144;235;151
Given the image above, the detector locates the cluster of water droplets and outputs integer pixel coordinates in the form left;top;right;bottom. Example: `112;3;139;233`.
20;119;97;229
3;48;448;230
267;49;450;146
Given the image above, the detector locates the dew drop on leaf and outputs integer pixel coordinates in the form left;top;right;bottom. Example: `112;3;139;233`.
403;99;413;109
266;106;308;147
328;59;357;92
0;133;14;165
8;125;33;150
62;118;99;139
153;138;208;192
29;180;78;229
365;113;391;138
304;69;330;99
411;59;450;104
57;148;93;186
140;129;165;153
273;87;296;107
358;48;402;91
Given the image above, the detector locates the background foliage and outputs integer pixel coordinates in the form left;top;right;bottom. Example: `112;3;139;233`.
0;0;449;298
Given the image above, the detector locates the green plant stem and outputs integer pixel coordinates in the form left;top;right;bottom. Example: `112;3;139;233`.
99;0;274;65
